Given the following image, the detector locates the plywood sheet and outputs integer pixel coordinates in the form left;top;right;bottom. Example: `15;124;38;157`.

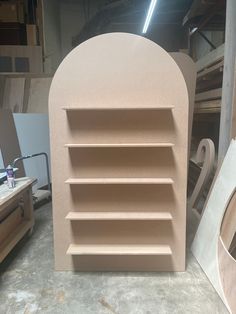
170;53;196;156
13;113;50;189
196;44;225;72
191;139;236;310
0;110;25;177
27;78;52;113
2;78;25;112
218;190;236;314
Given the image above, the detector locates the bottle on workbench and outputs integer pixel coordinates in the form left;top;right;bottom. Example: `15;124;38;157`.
6;165;15;188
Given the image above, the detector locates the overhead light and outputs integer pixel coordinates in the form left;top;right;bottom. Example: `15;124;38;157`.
142;0;157;34
190;27;198;35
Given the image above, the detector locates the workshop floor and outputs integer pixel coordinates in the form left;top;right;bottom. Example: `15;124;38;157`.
0;203;228;314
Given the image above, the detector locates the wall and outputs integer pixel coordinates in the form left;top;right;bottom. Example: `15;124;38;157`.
13;114;50;190
0;114;50;191
60;1;103;58
60;1;86;58
43;1;220;70
43;0;62;73
59;2;187;58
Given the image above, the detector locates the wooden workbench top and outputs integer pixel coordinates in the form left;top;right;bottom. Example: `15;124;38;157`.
0;177;36;207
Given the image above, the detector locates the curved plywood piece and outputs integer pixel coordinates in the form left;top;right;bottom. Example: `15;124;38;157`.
49;33;188;271
218;238;236;314
188;138;215;214
220;191;236;248
218;191;236;314
170;53;197;157
192;139;236;311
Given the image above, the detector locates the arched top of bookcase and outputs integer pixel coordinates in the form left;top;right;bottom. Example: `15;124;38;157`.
49;32;188;111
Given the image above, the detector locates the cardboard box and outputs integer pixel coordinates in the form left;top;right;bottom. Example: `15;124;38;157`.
27;24;38;46
0;1;24;23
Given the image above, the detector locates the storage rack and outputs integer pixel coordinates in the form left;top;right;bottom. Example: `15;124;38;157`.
49;33;188;271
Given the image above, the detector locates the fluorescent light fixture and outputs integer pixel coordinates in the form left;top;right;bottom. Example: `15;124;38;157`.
142;0;157;34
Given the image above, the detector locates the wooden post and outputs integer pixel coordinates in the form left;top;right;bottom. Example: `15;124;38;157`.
230;62;236;138
218;0;236;161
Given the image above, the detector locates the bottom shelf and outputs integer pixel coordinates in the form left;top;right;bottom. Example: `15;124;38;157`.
66;211;173;221
66;244;172;256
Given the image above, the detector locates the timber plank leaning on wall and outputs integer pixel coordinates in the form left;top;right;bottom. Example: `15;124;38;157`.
0;110;25;177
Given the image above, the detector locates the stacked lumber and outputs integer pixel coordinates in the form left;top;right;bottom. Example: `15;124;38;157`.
195;44;224;114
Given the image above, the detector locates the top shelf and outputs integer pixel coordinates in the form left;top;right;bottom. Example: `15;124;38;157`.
65;143;174;148
63;106;174;111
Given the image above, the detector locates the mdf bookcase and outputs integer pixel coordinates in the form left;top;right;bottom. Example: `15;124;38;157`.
49;33;188;271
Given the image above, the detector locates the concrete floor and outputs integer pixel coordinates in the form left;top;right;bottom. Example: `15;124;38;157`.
0;203;228;314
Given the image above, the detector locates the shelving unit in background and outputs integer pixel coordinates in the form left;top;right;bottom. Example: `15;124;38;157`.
190;44;224;165
194;44;224;115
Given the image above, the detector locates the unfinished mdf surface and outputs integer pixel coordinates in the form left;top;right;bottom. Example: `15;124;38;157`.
49;33;188;271
218;191;236;314
170;53;196;156
27;77;52;113
192;140;236;313
0;110;25;177
2;78;25;112
188;138;215;215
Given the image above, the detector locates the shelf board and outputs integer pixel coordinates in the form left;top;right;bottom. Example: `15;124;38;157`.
66;211;173;221
197;59;224;80
66;244;172;256
194;99;221;114
195;88;222;103
63;106;174;111
65;178;174;185
194;108;221;114
65;143;174;148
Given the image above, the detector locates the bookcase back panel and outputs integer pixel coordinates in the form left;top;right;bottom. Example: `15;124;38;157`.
70;221;173;244
71;256;174;272
49;33;188;271
69;185;175;213
68;147;175;178
66;110;175;143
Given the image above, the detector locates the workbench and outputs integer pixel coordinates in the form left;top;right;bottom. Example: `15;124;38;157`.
0;177;35;263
